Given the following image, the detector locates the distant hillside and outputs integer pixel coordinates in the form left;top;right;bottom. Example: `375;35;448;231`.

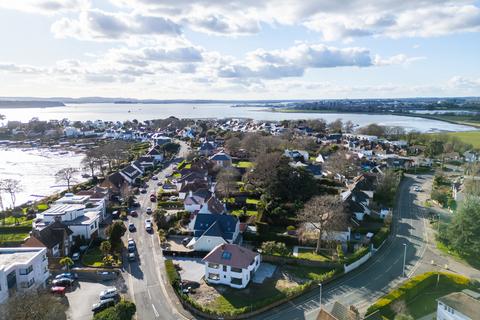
0;100;65;108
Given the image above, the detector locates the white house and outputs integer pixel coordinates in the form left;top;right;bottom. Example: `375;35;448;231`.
437;291;480;320
209;151;232;168
151;134;171;146
188;214;240;252
0;247;50;304
202;244;261;289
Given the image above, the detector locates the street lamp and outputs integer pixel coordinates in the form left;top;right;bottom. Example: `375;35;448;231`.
402;243;407;277
319;283;322;310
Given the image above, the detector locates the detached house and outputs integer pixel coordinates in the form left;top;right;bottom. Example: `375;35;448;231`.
187;214;240;252
210;151;232;168
23;221;73;259
203;243;261;289
437;291;480;320
119;162;143;184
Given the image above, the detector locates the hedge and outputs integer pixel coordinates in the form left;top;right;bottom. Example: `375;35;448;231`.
243;231;299;247
157;201;183;209
366;272;471;317
165;260;180;288
372;224;391;248
0;225;33;233
344;246;369;264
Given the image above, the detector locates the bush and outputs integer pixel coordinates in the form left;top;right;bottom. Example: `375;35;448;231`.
261;241;290;256
372;224;391;248
165;260;180;288
344;246;369;264
94;300;136;320
336;244;344;261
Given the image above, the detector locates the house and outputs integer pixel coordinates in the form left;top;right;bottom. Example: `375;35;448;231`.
316;302;361;320
452;182;464;202
146;146;165;162
119;163;143;185
210;151;232;168
101;172;128;195
198;142;216;156
463;151;478;163
436;291;480;320
23;221;73;258
198;196;226;215
184;189;212;212
0;247;49;304
284;149;309;162
136;155;156;170
188;214;240;251
202;243;261;289
151;134;171;146
385;157;414;169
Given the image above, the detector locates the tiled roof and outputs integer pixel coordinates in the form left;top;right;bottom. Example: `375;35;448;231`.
202;243;258;269
193;213;238;241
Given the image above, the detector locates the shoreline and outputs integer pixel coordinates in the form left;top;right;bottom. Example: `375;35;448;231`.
268;108;480;129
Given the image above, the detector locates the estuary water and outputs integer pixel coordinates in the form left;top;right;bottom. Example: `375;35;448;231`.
0;103;476;133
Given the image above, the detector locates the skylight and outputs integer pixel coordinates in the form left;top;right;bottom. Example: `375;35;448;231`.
221;251;232;260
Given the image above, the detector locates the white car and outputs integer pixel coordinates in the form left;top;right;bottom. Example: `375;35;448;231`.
145;219;153;231
72;252;80;261
99;287;118;300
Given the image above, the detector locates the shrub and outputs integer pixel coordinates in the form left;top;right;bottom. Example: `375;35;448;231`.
261;241;290;256
94;300;136;320
336;244;344;261
165;260;180;288
286;225;296;231
372;224;391;248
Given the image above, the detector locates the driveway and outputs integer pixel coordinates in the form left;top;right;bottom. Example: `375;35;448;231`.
66;280;117;320
172;258;204;283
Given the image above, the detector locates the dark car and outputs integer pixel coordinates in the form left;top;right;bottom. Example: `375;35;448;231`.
129;210;138;217
92;298;116;313
128;252;136;262
55;273;76;280
52;278;74;287
140;188;147;194
128;222;135;232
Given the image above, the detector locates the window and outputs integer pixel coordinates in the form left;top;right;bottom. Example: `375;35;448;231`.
230;277;243;285
208;273;220;281
208;263;219;269
221;251;232;260
42;254;47;261
44;266;49;273
223;265;227;272
231;267;242;273
90;224;94;230
19;265;33;275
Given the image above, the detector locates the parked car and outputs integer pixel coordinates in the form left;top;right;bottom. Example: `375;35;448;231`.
140;188;147;194
55;273;76;280
129;210;138;217
152;176;158;180
128;240;136;253
92;298;116;313
353;233;361;241
112;210;119;219
132;201;140;207
128;252;136;262
128;222;135;232
51;286;66;295
146;208;152;214
145;219;152;232
150;194;157;202
52;278;74;287
157;181;163;186
169;196;178;201
99;287;118;300
72;252;80;261
182;237;191;246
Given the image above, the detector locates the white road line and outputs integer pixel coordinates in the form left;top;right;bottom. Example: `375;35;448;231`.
148;288;152;300
152;304;159;317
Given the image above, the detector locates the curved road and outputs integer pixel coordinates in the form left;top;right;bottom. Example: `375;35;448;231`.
253;174;430;320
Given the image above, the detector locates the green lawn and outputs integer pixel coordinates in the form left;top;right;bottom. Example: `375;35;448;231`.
296;248;331;262
436;240;480;270
0;233;29;243
234;161;253;169
37;203;49;211
445;131;480;149
246;198;260;205
2;215;34;227
231;209;258;216
283;265;337;281
82;247;121;267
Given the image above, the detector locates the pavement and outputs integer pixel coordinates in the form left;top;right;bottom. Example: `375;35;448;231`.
66;280;117;320
122;140;192;320
172;258;204;283
252;173;466;320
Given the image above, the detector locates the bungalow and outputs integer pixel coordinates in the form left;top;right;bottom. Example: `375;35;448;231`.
136;155;156;170
203;243;261;289
198;196;226;215
187;213;240;252
210;151;232;168
385;157;414;169
151;134;171;146
23;221;73;258
316;302;361;320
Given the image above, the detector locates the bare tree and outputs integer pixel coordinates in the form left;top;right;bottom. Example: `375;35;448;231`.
298;195;348;253
324;150;361;179
55;167;79;192
225;136;242;155
328;118;343;133
343;120;355;133
0;290;67;320
247;152;282;188
1;178;22;211
81;149;98;178
216;167;240;199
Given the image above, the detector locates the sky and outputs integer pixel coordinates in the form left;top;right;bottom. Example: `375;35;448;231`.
0;0;479;100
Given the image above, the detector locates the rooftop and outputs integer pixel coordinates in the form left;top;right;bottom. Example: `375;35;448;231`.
0;248;45;270
438;292;480;319
202;244;258;269
42;204;85;216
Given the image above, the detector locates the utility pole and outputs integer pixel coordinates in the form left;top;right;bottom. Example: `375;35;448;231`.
403;243;407;277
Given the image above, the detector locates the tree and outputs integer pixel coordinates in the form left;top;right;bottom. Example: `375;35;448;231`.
374;169;399;207
328;118;343;133
447;196;480;256
216;167;240;199
306;119;327;134
81;149;100;178
93;300;136;320
1;178;22;210
394;314;414;320
357;123;386;137
298;195;348;253
324;150;361;179
59;256;74;271
424;139;444;158
225;136;242;155
161;142;180;158
100;240;112;257
343;120;355;133
55;167;78;191
106;221;127;250
0;291;67;320
261;241;290;256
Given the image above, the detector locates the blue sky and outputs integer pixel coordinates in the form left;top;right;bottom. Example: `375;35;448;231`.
0;0;479;99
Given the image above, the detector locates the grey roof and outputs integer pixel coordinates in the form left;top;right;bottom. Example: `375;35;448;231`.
210;152;231;161
438;292;480;319
193;213;238;241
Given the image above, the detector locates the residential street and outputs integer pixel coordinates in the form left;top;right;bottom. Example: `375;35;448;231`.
123;141;190;320
253;174;451;320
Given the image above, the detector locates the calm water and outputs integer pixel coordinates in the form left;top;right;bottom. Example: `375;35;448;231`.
0;103;476;132
0;148;86;207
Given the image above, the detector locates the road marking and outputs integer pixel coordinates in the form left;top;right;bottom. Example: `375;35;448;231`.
148;288;152;300
152;304;159;317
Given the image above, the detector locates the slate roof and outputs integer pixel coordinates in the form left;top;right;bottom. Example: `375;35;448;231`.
184;195;206;206
26;221;73;249
205;196;225;214
193;213;238;241
210;152;232;161
202;243;258;269
199;142;215;151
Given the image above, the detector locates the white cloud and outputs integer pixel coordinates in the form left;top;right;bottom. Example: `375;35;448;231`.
51;9;181;40
0;0;88;14
373;54;425;66
447;76;480;90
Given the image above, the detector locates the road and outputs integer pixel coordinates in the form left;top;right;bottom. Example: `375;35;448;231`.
253;174;432;320
123;141;190;320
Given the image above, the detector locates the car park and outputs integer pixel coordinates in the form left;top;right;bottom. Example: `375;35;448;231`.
128;222;135;232
92;298;116;313
145;219;153;232
52;278;74;287
146;207;152;214
99;287;118;300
